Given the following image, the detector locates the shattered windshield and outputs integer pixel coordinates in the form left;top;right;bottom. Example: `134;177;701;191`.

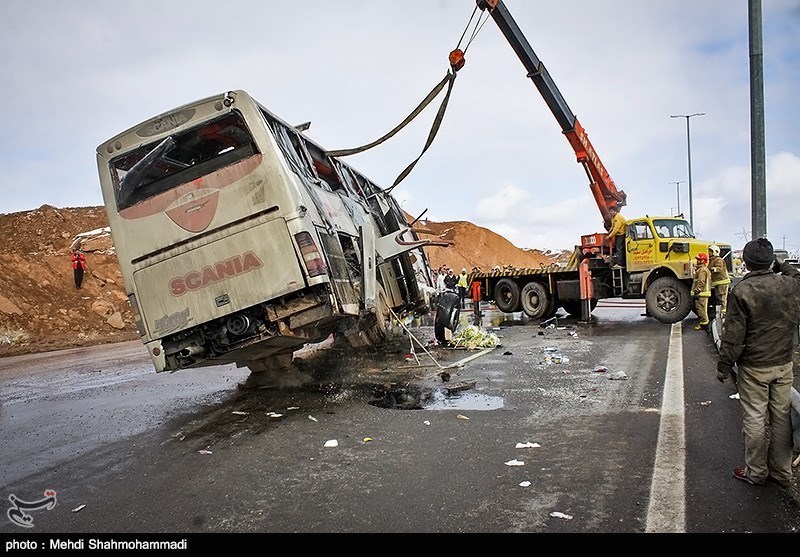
653;219;694;239
110;111;257;210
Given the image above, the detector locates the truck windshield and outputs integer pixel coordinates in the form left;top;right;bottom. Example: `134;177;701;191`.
653;219;694;239
110;111;258;210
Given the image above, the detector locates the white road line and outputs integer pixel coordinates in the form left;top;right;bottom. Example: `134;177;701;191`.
645;322;686;533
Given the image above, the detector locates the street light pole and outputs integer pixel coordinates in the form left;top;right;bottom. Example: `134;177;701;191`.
670;113;705;230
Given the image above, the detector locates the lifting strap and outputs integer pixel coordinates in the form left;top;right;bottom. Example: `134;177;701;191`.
326;69;457;193
325;5;488;193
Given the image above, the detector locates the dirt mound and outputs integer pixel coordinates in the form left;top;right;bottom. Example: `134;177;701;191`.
0;205;138;357
0;205;563;357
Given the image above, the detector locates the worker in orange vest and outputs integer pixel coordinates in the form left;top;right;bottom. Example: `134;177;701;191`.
71;250;87;289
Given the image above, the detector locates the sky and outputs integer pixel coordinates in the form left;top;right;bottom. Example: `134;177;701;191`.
2;0;799;255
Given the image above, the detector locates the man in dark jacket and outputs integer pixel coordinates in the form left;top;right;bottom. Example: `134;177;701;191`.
717;238;800;487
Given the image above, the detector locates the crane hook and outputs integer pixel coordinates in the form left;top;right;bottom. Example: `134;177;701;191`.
449;49;465;72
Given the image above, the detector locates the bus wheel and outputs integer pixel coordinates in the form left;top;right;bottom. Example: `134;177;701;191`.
435;291;461;345
494;278;520;313
520;281;552;319
645;276;692;323
365;284;390;345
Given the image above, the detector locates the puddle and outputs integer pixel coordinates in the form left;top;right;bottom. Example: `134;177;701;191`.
369;383;504;411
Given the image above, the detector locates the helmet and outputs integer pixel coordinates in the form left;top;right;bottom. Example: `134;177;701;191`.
708;244;720;256
696;253;708;264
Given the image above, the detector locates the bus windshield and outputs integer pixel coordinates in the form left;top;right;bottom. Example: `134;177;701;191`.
110;111;258;210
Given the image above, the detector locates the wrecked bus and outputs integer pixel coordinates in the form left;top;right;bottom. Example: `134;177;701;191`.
96;90;451;376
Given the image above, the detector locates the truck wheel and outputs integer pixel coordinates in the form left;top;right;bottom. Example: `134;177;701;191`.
520;281;553;319
645;276;692;323
494;278;520;313
561;299;597;319
435;291;461;345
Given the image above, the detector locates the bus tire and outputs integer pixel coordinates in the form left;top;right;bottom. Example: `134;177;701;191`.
520;281;553;319
645;276;692;323
494;278;520;313
434;291;461;345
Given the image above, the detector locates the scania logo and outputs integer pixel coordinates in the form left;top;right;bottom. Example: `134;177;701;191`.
170;251;263;296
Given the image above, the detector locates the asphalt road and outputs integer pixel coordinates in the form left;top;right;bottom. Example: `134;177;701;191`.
1;301;799;541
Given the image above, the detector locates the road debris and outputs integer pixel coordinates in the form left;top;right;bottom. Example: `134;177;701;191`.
456;414;470;420
452;324;500;349
505;459;524;466
197;449;212;455
232;411;248;415
324;439;338;448
592;365;608;373
515;442;541;449
519;481;531;487
308;415;319;422
71;504;86;513
700;400;712;406
608;371;628;380
550;511;573;520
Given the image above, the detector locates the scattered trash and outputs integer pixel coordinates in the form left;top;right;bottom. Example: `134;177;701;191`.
592;365;608;373
456;414;470;420
445;381;476;396
363;437;373;443
452;324;500;349
71;504;86;513
556;326;566;330
729;393;740;400
550;511;573;520
537;331;545;336
700;400;712;406
287;406;299;411
438;371;451;382
516;442;541;449
568;331;578;337
231;411;248;416
503;351;513;355
267;412;283;418
308;415;319;422
519;481;531;487
505;459;525;466
608;371;628;380
197;449;213;455
423;420;431;426
324;439;338;448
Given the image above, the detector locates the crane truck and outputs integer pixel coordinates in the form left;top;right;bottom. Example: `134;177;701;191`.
464;0;731;324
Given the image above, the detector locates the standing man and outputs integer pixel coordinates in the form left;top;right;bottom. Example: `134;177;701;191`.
716;238;800;487
71;249;87;289
457;268;469;309
708;244;731;315
470;275;482;319
604;205;626;266
444;268;458;293
690;252;711;330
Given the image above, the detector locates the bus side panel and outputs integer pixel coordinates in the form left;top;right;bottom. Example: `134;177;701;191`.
134;218;306;340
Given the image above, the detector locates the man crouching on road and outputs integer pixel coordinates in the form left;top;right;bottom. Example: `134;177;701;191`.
716;238;800;487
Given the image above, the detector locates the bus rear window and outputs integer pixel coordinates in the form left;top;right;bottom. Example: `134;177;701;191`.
111;111;258;210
